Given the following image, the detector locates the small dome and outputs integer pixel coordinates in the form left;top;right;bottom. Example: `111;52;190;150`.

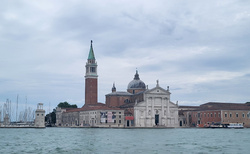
127;70;146;89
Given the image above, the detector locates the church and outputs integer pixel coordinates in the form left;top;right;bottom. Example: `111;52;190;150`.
56;41;179;128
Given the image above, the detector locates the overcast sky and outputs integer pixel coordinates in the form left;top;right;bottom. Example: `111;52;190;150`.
1;0;250;113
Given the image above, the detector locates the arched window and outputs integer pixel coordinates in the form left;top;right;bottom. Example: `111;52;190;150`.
247;112;250;118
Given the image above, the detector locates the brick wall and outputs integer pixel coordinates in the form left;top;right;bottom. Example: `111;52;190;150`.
85;78;98;105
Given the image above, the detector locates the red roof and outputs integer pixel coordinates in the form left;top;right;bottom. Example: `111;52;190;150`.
65;103;121;113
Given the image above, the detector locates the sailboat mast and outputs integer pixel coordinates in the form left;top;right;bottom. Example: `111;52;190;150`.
16;94;18;123
25;96;27;123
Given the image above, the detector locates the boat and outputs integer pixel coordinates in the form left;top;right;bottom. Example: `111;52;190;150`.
227;123;244;129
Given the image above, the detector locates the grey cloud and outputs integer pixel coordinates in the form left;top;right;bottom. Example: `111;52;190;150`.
1;0;250;109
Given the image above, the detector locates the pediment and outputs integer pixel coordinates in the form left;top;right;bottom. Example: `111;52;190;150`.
145;86;170;95
135;100;178;108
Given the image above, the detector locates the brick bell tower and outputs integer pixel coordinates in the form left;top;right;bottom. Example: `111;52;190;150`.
85;40;98;106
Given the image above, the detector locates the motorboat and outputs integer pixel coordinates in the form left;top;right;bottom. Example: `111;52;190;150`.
227;123;244;129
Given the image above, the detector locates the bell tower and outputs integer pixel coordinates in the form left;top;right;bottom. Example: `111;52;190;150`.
85;40;98;106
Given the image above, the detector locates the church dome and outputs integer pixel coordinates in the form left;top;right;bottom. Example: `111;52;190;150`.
127;70;146;89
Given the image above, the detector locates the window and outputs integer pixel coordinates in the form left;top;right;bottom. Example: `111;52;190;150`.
208;113;209;117
236;113;238;118
219;113;221;117
37;114;39;116
204;113;206;117
119;120;121;124
214;113;216;117
114;120;116;123
243;113;245;118
225;113;227;118
211;113;213;117
119;112;121;114
119;115;121;118
90;67;96;73
229;113;232;118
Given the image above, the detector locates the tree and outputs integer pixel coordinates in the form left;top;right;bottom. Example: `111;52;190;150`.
57;101;77;108
45;102;77;126
45;109;56;126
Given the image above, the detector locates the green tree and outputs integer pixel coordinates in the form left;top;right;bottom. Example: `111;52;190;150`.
45;109;56;126
57;101;77;108
45;102;77;126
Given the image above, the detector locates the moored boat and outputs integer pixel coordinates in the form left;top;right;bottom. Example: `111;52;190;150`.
227;123;244;129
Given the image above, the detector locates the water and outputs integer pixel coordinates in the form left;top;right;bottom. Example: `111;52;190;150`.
0;128;249;154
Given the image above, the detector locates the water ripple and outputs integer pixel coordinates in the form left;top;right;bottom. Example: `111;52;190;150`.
0;128;250;153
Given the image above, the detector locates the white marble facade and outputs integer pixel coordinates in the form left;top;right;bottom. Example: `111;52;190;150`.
134;84;179;127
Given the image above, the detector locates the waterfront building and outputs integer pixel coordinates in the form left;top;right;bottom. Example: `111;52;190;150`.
56;41;179;128
179;102;250;128
57;106;124;127
56;41;124;127
178;106;199;127
34;103;45;128
105;71;179;127
133;82;179;127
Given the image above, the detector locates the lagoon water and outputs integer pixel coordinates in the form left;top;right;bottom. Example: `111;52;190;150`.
0;128;250;154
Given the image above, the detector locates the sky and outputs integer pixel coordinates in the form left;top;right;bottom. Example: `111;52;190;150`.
1;0;250;115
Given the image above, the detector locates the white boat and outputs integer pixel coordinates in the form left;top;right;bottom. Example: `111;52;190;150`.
227;123;244;129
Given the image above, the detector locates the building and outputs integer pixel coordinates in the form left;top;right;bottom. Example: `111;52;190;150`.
56;41;179;128
134;82;179;127
179;102;250;128
56;41;124;127
105;70;179;127
178;106;199;127
34;103;45;128
85;40;98;106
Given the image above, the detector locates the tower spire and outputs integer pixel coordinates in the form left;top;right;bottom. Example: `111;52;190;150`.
88;40;95;60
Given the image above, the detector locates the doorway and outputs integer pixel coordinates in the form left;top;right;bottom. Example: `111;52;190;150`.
155;114;159;125
127;120;130;127
180;121;182;126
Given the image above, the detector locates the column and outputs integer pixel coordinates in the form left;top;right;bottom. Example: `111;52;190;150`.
167;98;170;117
167;98;170;126
161;97;164;125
